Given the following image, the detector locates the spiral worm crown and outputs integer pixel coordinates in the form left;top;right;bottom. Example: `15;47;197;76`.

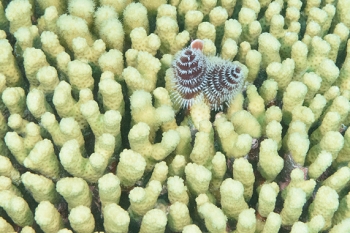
171;39;244;110
172;44;207;108
204;57;244;110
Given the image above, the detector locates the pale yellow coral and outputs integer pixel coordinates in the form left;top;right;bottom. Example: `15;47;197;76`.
0;176;21;197
4;131;29;165
306;131;344;164
221;38;237;60
148;161;168;185
98;50;124;82
41;113;85;149
23;139;60;180
214;116;252;158
35;201;64;233
185;10;203;38
258;32;281;68
0;217;15;232
68;205;95;233
282;168;316;200
308;186;339;230
266;58;295;91
80;100;122;142
168;202;192;232
257;183;279;217
210;152;226;193
36;66;60;94
167;176;189;205
1;0;350;232
13;26;39;56
53;81;90;129
36;0;65;15
258;138;284;181
156;4;177;20
220;178;248;220
185;163;212;196
124;50;161;94
27;89;53;119
99;0;128;16
103;203;130;233
282;81;308;124
72;37;106;65
280;188;306;226
128;122;179;170
230;110;261;138
21;172;59;204
5;0;32;33
68;0;95;28
155;16;189;54
98;173;121;209
116;149;146;187
261;212;281;233
67;60;94;95
56;14;94;51
2;87;26;116
130;27;160;55
56;177;92;210
336;127;350;165
233;158;255;201
0;190;33;227
129;180;162;217
322;166;350;194
235;208;256;233
197;21;216;42
59;136;114;182
169;155;187;177
190;130;213;166
0;156;20;184
123;2;149;35
130;90;175;140
196;194;227;233
139;209;167;233
37;6;59;34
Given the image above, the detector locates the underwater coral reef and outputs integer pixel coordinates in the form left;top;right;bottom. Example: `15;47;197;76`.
0;0;350;232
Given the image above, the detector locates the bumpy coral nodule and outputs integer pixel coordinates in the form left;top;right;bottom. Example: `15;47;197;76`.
1;0;350;232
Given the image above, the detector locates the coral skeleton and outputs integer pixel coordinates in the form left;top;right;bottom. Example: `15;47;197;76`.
0;0;350;232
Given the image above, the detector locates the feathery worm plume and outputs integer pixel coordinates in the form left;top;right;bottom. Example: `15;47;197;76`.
171;39;244;110
172;39;207;108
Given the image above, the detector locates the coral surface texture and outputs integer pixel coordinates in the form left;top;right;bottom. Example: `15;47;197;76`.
1;0;350;232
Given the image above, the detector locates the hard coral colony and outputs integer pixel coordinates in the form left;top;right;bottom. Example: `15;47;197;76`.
1;0;350;233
